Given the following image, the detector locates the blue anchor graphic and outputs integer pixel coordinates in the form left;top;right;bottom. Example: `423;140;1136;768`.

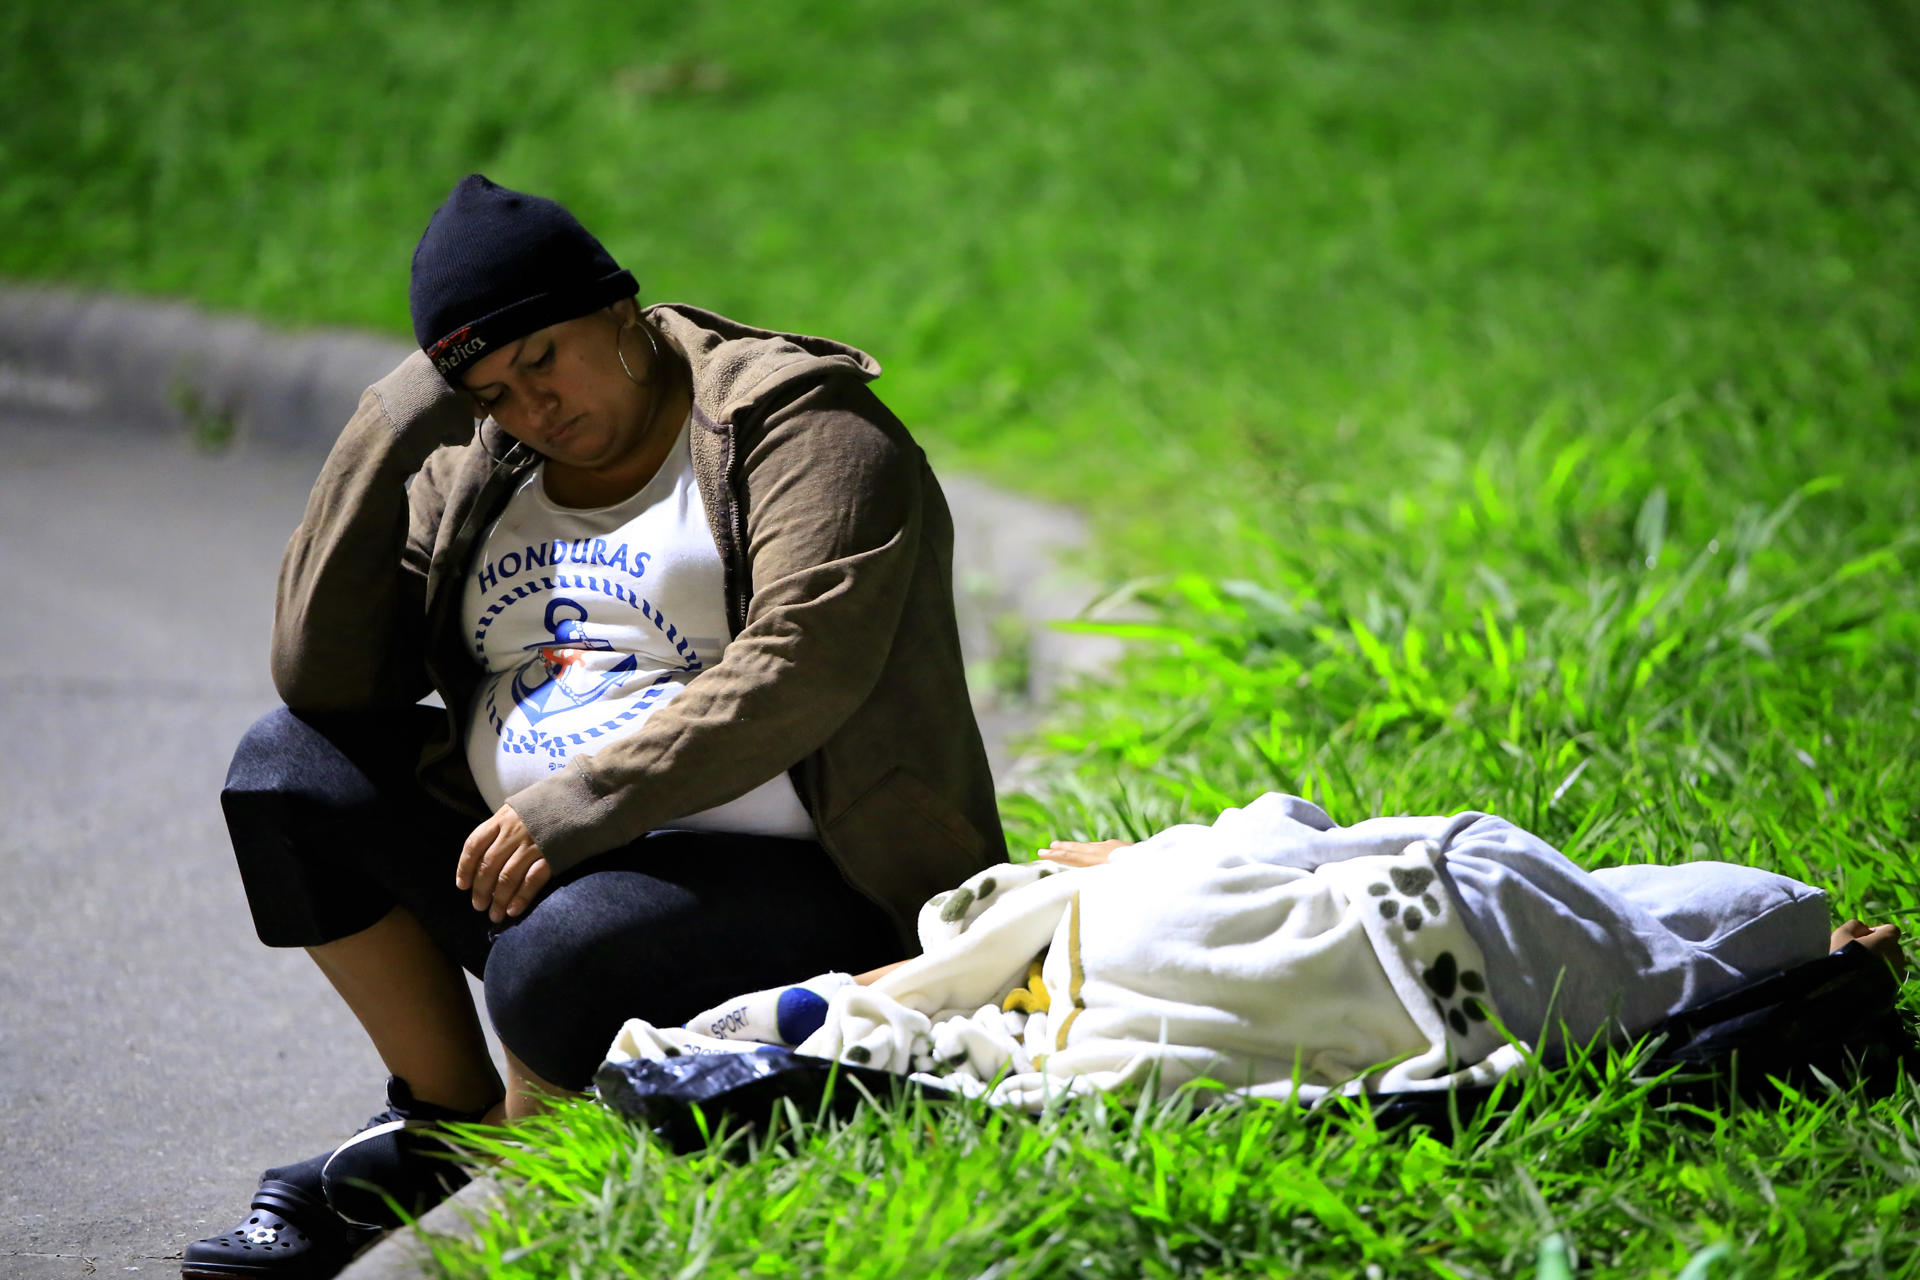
509;597;637;723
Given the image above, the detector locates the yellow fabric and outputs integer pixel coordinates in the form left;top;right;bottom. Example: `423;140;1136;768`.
1054;890;1086;1050
1001;958;1050;1013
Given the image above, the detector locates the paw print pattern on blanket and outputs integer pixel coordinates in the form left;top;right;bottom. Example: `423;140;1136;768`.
919;860;1068;947
1419;950;1489;1037
1367;865;1443;930
1362;858;1491;1043
931;875;1007;925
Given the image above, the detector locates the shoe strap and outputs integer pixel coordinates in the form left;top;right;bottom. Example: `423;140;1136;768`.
379;1075;494;1125
252;1176;334;1221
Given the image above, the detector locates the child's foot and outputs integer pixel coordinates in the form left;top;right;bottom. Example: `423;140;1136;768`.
1831;919;1907;980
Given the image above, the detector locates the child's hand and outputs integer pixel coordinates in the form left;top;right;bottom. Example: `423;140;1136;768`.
1037;839;1133;868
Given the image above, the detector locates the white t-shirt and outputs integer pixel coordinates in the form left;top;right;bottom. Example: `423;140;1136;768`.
459;418;815;840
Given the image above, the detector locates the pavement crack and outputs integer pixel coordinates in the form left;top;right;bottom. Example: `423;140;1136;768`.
1;1258;180;1266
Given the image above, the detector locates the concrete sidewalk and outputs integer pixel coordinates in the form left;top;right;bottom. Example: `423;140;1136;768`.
0;290;1111;1277
0;416;397;1276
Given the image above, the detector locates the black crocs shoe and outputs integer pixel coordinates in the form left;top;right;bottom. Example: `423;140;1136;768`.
320;1076;491;1230
181;1167;385;1280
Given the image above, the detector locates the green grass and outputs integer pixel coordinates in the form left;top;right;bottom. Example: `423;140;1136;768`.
426;1046;1920;1280
11;0;1920;1273
416;449;1920;1277
7;0;1919;563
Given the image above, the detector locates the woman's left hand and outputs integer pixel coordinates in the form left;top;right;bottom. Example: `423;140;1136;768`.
458;803;552;923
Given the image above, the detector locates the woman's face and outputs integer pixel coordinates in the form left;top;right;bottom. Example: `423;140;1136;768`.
459;304;655;472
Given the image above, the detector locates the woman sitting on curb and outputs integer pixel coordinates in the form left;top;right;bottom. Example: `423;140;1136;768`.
185;175;1004;1280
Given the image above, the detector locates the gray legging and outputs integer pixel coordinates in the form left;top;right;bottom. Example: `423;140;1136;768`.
222;706;899;1090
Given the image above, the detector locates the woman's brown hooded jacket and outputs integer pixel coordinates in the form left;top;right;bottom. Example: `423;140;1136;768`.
272;304;1006;947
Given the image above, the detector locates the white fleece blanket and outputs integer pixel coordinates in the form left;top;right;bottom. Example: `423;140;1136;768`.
607;794;1529;1111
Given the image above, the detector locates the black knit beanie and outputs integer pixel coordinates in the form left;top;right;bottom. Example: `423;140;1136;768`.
411;174;638;380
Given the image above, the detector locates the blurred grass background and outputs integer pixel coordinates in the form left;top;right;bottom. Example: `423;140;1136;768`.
10;2;1920;1272
6;0;1917;566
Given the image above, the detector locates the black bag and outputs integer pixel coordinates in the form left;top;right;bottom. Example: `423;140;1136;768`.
594;943;1915;1151
1371;940;1915;1136
595;1046;954;1154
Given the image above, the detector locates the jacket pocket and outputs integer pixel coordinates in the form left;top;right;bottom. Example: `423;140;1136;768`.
827;765;985;862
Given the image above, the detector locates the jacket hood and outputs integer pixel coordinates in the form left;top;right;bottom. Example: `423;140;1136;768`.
646;303;882;426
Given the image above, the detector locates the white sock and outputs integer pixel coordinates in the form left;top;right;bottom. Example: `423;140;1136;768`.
685;972;858;1046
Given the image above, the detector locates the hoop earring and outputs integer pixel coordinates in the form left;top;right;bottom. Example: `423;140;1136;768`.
617;317;663;387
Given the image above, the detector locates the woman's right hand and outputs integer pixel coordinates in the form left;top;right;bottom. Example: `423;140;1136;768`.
1037;839;1133;868
458;803;552;923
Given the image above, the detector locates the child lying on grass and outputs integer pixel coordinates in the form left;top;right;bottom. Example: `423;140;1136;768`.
608;794;1907;1111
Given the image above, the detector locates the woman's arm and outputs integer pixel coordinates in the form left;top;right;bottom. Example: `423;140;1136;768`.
504;376;932;872
272;352;475;710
